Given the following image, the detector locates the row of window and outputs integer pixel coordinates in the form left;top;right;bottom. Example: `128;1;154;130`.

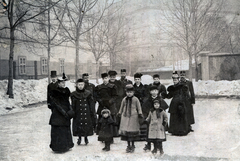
18;57;65;75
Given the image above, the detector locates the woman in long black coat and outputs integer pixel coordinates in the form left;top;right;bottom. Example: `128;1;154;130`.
166;72;190;136
71;79;96;145
49;74;74;153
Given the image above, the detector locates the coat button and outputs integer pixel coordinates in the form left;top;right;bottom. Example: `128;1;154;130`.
85;108;86;110
85;123;87;125
85;118;87;119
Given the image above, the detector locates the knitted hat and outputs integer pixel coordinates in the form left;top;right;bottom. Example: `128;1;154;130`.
101;108;111;115
153;99;160;104
125;84;134;91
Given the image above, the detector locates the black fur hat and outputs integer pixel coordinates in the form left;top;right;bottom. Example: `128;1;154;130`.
121;69;126;73
76;78;84;83
153;74;160;79
149;85;158;91
101;73;108;78
101;108;111;115
134;73;143;78
172;71;179;79
82;73;89;77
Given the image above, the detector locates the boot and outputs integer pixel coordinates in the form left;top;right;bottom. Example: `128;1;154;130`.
151;142;157;154
102;142;107;151
158;142;164;156
143;142;151;151
126;146;131;153
129;145;135;153
105;142;110;151
84;137;89;145
77;137;81;145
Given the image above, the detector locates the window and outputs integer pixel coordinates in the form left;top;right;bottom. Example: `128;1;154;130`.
41;57;48;74
19;57;26;75
59;59;65;73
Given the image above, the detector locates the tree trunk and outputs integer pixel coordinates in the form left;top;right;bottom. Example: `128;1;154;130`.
47;0;51;83
75;36;80;80
95;60;99;84
7;28;15;98
188;51;193;81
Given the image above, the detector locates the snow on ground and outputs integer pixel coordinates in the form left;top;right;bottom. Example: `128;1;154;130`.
0;75;240;115
0;99;240;161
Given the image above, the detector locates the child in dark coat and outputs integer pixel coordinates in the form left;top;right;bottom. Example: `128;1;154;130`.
145;99;168;156
97;108;116;151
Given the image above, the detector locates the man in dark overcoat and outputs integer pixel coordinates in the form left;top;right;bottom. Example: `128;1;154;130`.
95;73;118;136
147;74;167;99
133;73;147;105
82;73;96;101
108;70;124;112
179;71;195;132
47;71;58;110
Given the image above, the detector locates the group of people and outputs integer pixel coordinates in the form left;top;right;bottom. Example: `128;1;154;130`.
47;69;195;156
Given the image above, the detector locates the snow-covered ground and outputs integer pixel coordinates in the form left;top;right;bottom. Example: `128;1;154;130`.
0;75;240;115
0;99;239;161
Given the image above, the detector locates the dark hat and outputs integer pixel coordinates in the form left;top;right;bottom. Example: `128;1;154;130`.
57;73;68;82
82;73;89;77
153;99;160;104
125;84;134;91
101;108;111;115
121;69;126;73
179;71;186;76
76;78;84;83
172;71;179;79
149;85;158;91
101;73;108;78
50;71;57;78
153;74;160;79
134;73;143;78
108;70;117;76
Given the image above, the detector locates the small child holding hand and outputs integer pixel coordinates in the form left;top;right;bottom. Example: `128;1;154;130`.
145;99;168;156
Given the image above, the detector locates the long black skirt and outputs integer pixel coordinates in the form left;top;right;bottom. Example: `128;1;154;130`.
50;125;74;152
168;113;189;136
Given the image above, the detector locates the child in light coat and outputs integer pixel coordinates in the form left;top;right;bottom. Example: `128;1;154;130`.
145;99;168;156
118;84;143;153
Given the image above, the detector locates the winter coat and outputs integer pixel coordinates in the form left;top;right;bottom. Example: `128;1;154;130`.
166;83;190;135
95;83;118;115
71;89;96;137
142;96;169;119
180;80;195;125
167;83;190;114
147;82;167;99
97;116;115;142
109;80;124;112
47;82;58;109
146;109;168;141
133;83;147;105
118;96;142;134
84;81;96;101
49;87;71;126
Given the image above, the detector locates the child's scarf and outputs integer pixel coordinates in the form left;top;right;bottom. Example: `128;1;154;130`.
151;108;163;118
124;96;133;117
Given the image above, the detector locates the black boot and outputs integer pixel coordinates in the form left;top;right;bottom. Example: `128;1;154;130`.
77;137;81;145
105;142;110;151
126;146;131;153
85;137;89;145
102;142;107;151
158;142;164;156
151;142;157;154
143;142;151;151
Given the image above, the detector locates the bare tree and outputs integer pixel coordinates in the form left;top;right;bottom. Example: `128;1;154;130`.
0;0;62;98
54;0;113;80
103;3;130;69
157;0;229;81
83;17;108;83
